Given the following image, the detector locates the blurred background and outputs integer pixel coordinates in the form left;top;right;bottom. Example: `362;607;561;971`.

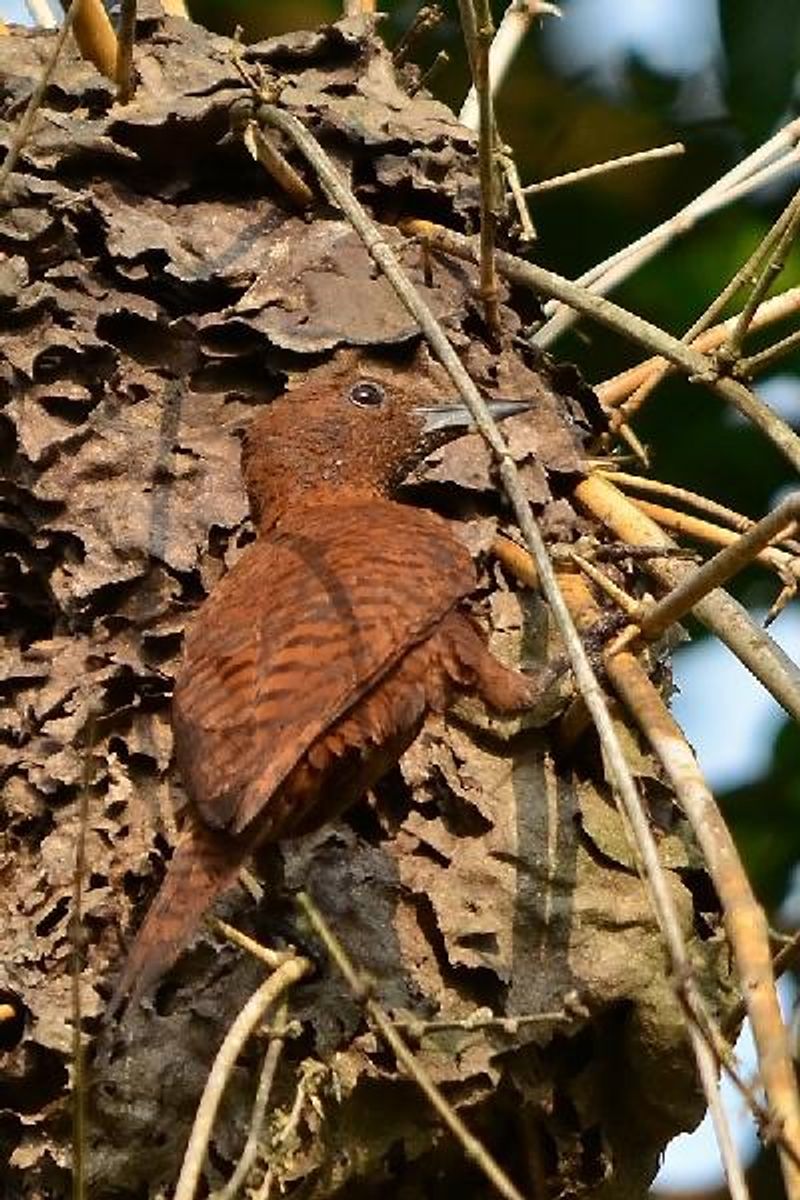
2;0;799;1194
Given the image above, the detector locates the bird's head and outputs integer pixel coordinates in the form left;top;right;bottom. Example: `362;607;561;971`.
242;349;530;530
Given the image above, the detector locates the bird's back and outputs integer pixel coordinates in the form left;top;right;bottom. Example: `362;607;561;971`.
173;494;477;838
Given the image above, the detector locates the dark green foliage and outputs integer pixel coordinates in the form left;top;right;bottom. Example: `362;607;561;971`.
721;0;800;144
722;719;800;910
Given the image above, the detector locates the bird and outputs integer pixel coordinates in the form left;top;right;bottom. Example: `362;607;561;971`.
109;349;555;1014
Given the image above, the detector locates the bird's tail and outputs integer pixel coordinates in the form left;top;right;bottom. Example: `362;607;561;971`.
108;818;247;1018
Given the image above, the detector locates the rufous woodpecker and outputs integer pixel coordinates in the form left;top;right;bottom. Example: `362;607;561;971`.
110;351;553;1013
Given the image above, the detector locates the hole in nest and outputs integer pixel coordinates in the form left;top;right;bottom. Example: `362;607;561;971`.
35;895;70;938
676;867;722;939
344;794;385;846
547;1022;597;1079
457;931;499;956
370;764;414;830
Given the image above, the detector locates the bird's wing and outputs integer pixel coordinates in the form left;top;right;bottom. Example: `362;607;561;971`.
172;499;475;835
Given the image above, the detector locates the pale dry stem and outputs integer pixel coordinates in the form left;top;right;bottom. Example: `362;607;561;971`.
211;999;289;1200
535;116;800;345
173;956;311;1200
597;470;800;555
459;0;561;130
211;918;296;972
458;0;502;336
524;142;684;195
394;1002;580;1039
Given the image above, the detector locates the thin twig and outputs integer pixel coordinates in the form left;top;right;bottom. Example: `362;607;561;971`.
620;191;800;421
458;1;537;245
0;2;81;197
693;1036;751;1200
499;145;536;242
392;4;443;67
725;931;800;1036
458;0;502;337
634;495;800;641
459;0;561;130
722;187;800;363
536;127;800;346
575;474;800;727
115;0;137;103
298;892;527;1200
394;1006;578;1038
524;143;684;195
400;219;800;473
625;498;800;618
569;550;643;618
212;999;289;1200
597;286;800;413
738;326;800;377
173;956;311;1200
409;49;450;96
211;918;296;973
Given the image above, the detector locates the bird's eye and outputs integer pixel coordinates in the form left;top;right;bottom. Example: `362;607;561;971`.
348;380;385;408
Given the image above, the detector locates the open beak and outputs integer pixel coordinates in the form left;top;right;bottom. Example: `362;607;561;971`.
414;398;532;435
